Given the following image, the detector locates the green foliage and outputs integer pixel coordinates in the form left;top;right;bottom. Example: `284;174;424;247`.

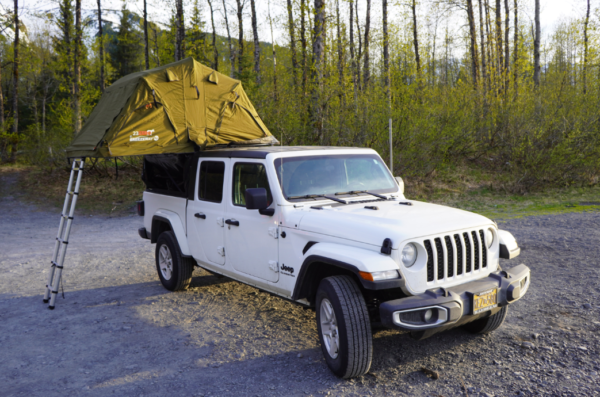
110;4;143;79
1;2;598;194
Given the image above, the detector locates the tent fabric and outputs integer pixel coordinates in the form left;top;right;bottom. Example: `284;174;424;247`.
66;58;277;158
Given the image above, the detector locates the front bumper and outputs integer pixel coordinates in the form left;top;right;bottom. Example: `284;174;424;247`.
379;264;530;333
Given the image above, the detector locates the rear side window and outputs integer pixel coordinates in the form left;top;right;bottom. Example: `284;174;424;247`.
232;163;273;206
198;161;225;203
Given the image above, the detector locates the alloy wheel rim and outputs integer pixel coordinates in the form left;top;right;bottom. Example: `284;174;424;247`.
159;245;173;280
320;298;339;359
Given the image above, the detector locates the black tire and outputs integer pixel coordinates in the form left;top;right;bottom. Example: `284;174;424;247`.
155;231;195;291
462;305;508;334
315;275;372;379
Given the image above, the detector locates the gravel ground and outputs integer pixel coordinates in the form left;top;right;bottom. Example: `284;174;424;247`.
1;171;600;397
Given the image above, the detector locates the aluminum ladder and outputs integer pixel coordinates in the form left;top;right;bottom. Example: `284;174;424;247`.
43;158;85;309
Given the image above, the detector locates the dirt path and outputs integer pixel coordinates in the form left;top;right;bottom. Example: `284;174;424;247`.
1;171;599;397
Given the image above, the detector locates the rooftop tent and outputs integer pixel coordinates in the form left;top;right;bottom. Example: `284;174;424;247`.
66;57;277;158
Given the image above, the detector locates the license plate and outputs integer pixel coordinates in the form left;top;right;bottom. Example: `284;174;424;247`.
473;288;498;314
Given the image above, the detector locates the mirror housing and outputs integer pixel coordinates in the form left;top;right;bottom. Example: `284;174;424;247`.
395;176;405;194
245;188;274;216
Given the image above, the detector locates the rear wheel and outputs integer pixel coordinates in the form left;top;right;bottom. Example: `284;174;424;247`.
462;305;508;334
155;231;194;291
315;275;372;379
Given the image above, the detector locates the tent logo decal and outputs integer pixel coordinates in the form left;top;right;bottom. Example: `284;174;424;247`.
130;130;158;142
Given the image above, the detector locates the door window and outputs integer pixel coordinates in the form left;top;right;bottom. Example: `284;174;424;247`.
198;161;225;202
232;163;273;207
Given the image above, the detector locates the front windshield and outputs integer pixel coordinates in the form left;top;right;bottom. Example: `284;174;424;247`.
274;154;398;200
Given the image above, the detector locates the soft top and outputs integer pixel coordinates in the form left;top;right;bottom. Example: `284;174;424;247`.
67;57;276;158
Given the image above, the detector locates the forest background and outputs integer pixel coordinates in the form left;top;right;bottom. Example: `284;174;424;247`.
0;0;599;205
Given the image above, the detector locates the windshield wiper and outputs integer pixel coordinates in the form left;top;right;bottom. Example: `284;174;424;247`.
334;190;389;200
287;194;347;204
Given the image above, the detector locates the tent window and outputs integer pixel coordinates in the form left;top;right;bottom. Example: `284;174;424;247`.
166;69;179;82
198;161;225;203
232;163;272;207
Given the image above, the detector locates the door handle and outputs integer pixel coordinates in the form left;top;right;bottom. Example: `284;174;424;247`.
194;213;206;219
225;219;239;226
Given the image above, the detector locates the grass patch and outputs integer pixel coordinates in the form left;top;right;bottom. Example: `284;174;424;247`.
404;165;600;220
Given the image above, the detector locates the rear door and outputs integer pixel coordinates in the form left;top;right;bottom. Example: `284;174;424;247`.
224;160;279;283
187;160;228;265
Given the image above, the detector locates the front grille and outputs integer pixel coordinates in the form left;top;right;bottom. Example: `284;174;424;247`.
424;240;434;282
425;229;488;283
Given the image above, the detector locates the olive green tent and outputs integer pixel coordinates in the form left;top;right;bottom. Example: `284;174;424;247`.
66;57;277;158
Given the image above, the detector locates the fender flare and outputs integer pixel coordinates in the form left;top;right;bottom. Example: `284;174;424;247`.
291;243;405;301
151;210;192;257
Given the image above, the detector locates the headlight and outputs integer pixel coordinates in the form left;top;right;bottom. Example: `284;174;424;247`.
401;243;418;268
485;228;494;248
359;270;399;281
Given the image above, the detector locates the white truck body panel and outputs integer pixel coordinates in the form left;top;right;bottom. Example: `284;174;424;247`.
143;147;519;297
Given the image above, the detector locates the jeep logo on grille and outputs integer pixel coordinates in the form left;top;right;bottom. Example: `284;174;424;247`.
280;264;294;274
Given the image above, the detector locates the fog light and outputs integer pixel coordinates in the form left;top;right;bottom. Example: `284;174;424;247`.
423;309;433;322
395;306;448;328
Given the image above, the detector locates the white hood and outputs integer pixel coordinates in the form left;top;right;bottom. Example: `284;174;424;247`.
297;200;494;249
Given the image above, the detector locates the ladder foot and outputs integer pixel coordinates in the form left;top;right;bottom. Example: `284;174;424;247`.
43;299;49;303
48;305;55;310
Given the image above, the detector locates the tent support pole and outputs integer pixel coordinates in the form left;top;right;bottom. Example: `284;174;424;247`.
389;118;393;173
43;158;85;309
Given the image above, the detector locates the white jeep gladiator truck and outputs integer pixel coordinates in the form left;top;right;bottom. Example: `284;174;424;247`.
137;146;529;378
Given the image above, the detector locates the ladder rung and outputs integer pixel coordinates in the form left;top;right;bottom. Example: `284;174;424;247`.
56;238;69;245
67;191;79;196
61;215;74;220
51;261;63;269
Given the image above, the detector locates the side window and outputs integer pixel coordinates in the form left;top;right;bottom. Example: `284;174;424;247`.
198;161;225;203
232;163;273;207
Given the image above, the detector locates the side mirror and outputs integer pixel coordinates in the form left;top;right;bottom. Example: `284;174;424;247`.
395;176;404;194
245;188;274;216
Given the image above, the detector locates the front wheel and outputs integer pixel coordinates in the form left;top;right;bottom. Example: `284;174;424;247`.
315;275;373;379
155;231;195;291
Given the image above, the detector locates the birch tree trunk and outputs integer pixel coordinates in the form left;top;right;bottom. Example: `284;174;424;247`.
466;0;479;86
175;0;185;61
250;0;260;85
411;0;421;77
300;0;307;94
222;0;235;77
312;0;325;142
74;0;82;134
504;0;509;78
334;0;345;98
97;0;105;92
286;0;298;87
10;0;19;162
235;0;244;77
495;0;503;80
355;1;362;89
583;0;590;94
12;0;19;135
268;0;278;100
207;0;218;71
362;0;371;87
533;0;540;88
0;46;4;132
349;0;357;100
513;0;518;94
478;0;487;92
144;0;149;69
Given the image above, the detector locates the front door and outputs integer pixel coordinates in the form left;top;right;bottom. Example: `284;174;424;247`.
187;160;227;265
225;161;279;283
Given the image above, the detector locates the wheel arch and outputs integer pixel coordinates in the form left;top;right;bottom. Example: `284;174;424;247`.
151;211;192;257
